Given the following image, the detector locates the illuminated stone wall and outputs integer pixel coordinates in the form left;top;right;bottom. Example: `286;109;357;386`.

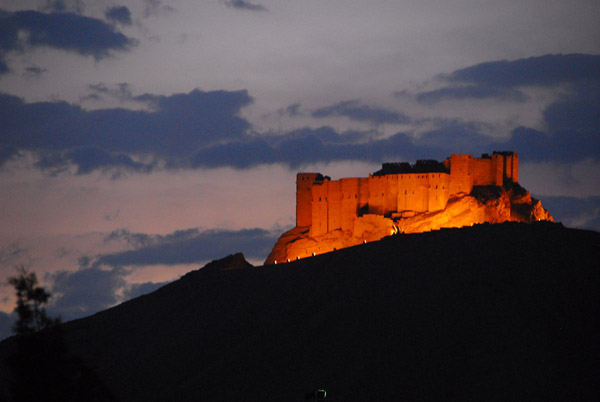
299;152;519;238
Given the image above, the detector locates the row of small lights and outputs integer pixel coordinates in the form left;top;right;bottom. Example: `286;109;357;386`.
273;239;368;264
273;220;548;265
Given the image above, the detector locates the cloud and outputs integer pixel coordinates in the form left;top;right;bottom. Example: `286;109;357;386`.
46;265;170;324
41;0;84;14
0;312;15;341
190;121;508;169
190;127;376;169
312;100;410;125
414;54;600;104
278;103;303;117
415;85;526;105
2;54;598;173
191;116;597;170
0;89;253;172
44;228;275;323
537;196;600;231
14;226;278;324
66;147;153;175
505;79;599;163
223;0;268;12
0;242;27;266
0;146;18;166
401;53;600;165
85;82;135;102
189;129;428;169
446;54;600;88
414;120;500;152
105;6;132;25
0;59;9;74
104;229;154;249
543;81;600;134
23;65;48;79
33;146;154;175
506;126;600;163
95;228;278;267
0;9;136;73
49;266;127;321
143;0;175;18
331;55;598;166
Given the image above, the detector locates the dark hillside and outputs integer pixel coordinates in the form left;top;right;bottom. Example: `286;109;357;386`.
1;222;599;401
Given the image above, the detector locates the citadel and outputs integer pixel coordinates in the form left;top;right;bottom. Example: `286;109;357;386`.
298;151;518;237
266;151;552;264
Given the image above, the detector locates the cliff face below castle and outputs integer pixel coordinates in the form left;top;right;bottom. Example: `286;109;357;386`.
265;182;552;264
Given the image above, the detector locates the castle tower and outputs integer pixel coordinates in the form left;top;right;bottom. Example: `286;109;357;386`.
296;173;319;227
491;151;519;183
502;151;518;183
510;153;518;182
490;153;505;186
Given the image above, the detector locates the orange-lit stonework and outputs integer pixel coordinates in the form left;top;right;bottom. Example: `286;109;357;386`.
265;152;553;264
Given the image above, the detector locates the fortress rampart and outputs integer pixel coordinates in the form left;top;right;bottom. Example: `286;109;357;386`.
297;152;519;237
267;151;552;264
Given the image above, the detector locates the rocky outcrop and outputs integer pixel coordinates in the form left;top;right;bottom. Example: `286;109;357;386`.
265;182;552;264
202;253;253;272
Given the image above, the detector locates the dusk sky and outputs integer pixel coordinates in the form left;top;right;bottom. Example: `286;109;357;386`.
1;0;599;339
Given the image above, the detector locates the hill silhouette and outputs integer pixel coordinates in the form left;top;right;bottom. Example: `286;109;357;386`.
1;222;599;401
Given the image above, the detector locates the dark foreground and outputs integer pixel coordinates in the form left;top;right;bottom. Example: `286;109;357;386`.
1;222;599;401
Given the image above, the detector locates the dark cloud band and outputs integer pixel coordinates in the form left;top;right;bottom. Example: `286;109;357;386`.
1;54;597;174
447;54;600;88
0;9;135;73
223;0;268;12
0;89;253;172
105;6;132;25
312;100;410;124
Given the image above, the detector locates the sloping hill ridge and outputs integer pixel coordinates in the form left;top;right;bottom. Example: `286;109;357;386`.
2;222;599;401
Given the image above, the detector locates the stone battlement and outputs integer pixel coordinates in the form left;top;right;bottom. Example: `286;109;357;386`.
297;152;519;236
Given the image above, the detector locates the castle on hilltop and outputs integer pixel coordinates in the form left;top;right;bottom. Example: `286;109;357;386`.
266;151;552;264
297;152;518;237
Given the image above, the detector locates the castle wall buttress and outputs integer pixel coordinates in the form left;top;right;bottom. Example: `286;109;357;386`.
368;176;386;215
397;174;419;212
397;175;408;212
511;153;518;182
310;181;329;237
500;152;518;182
491;154;504;186
396;173;445;213
341;178;360;231
470;157;502;186
327;180;342;232
367;175;398;216
358;178;370;216
503;153;512;182
417;175;430;212
464;152;520;187
427;173;451;211
448;154;473;194
386;175;399;215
